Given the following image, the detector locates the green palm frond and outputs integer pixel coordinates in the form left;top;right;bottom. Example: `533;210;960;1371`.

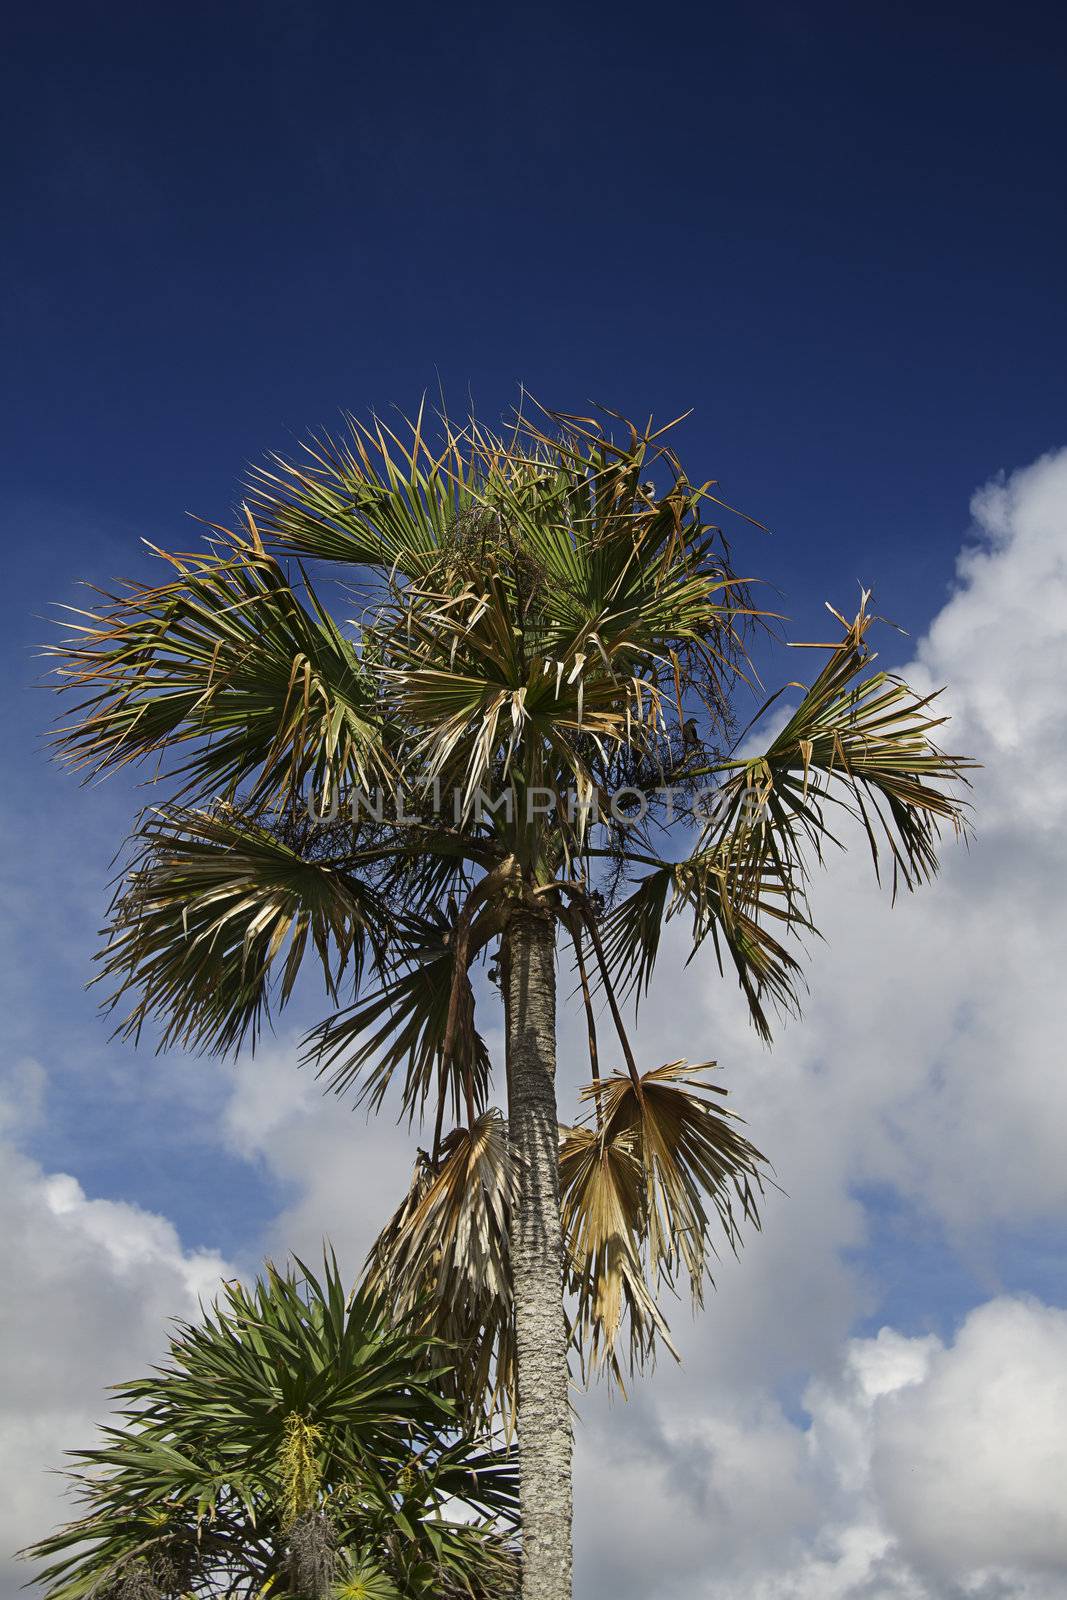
248;403;760;843
97;805;387;1054
332;1548;401;1599
21;1254;518;1600
361;417;762;839
49;518;389;809
306;905;494;1126
696;596;973;900
247;404;486;579
378;576;666;830
599;598;972;1039
599;847;805;1042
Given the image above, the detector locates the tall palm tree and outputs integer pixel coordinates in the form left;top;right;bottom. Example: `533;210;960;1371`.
50;404;970;1600
21;1255;518;1600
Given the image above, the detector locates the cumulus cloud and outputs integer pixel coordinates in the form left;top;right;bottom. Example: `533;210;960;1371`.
0;1067;230;1596
567;446;1067;1596
218;1040;422;1269
575;1298;1067;1600
872;1298;1067;1579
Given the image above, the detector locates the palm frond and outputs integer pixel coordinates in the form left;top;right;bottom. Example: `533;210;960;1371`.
599;847;805;1043
562;1062;769;1381
49;518;389;809
20;1254;518;1600
96;805;387;1055
331;1548;401;1599
558;1121;676;1386
305;905;493;1128
247;404;484;580
364;1112;518;1422
696;595;974;899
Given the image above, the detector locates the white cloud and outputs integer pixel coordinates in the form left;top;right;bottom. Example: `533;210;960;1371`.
219;1041;418;1269
0;1069;229;1598
872;1298;1067;1580
575;1298;1067;1600
568;446;1067;1596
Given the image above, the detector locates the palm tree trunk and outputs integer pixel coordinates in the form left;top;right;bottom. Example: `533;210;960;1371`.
286;1510;334;1599
503;907;573;1600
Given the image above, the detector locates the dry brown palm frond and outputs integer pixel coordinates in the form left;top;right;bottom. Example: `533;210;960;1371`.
364;1111;518;1422
583;1061;769;1307
366;1075;769;1401
558;1123;677;1389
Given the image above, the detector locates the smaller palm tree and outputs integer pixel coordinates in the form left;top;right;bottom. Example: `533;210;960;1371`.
20;1256;517;1600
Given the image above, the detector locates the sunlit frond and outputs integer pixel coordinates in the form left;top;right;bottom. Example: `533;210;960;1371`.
247;404;485;580
49;519;389;809
696;596;973;900
559;1121;676;1386
588;1061;767;1286
560;1063;768;1381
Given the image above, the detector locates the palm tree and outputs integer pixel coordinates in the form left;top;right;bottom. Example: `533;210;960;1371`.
21;1255;518;1600
49;403;970;1600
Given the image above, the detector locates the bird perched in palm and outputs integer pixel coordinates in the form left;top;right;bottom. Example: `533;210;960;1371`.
49;401;971;1600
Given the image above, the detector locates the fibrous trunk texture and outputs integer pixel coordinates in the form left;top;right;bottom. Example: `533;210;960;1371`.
503;909;573;1600
286;1510;335;1600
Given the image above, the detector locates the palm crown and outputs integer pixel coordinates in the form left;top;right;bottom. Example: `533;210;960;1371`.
50;403;970;1599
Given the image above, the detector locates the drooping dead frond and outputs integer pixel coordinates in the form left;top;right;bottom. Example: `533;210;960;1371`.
558;1122;676;1388
587;1061;768;1298
555;1062;771;1385
559;1062;770;1382
364;1064;768;1399
364;1112;518;1420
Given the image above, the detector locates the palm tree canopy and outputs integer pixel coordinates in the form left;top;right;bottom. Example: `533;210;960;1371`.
49;403;972;1399
21;1255;517;1600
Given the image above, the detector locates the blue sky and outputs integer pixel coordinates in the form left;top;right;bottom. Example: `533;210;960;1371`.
3;6;1067;1597
4;2;1064;636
